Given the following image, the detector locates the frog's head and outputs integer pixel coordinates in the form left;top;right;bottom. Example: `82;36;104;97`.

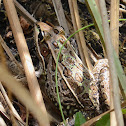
37;22;53;41
53;26;65;35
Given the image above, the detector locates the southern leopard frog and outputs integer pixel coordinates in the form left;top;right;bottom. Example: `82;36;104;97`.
36;22;110;118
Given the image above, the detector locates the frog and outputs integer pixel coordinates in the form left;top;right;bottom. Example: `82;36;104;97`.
36;22;110;119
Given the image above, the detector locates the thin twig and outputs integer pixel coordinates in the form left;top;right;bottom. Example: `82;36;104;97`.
52;0;69;34
13;0;37;25
34;25;46;73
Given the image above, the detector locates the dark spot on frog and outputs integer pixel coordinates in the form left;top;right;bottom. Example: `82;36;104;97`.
52;75;55;82
67;81;78;91
102;93;108;100
51;60;56;72
53;28;59;34
75;86;84;95
55;86;61;93
76;63;84;71
53;26;65;35
59;38;67;48
100;85;104;88
52;41;59;48
66;57;75;66
92;97;98;104
46;83;49;88
69;51;76;60
59;53;63;63
90;85;98;93
82;93;89;99
75;72;84;83
60;79;67;90
81;99;93;106
63;67;72;77
83;71;90;80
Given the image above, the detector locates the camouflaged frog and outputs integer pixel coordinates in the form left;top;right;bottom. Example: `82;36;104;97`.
36;22;110;118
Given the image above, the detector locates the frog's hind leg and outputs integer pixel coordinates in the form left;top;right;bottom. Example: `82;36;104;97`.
93;59;110;112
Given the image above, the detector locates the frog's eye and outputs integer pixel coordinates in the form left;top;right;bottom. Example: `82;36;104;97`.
44;32;52;39
53;26;65;35
36;24;52;40
38;31;45;41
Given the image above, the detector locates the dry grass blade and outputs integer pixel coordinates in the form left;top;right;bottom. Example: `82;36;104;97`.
110;0;120;125
0;65;49;126
99;1;124;126
13;0;37;25
34;25;46;73
110;0;119;55
0;0;1;8
68;0;92;71
68;0;85;64
52;0;69;34
0;116;7;126
3;0;49;125
0;83;25;125
0;35;24;74
81;109;113;126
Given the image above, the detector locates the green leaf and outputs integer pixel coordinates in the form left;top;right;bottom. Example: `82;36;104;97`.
113;51;126;95
95;113;110;126
122;108;126;114
75;112;86;126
